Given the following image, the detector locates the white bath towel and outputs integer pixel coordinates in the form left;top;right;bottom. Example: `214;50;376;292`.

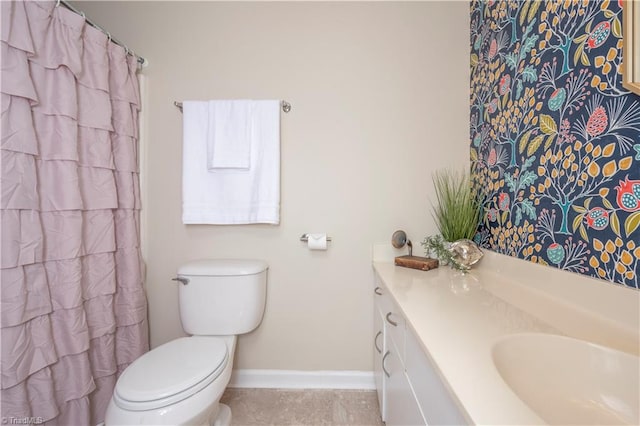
207;100;252;170
182;100;280;224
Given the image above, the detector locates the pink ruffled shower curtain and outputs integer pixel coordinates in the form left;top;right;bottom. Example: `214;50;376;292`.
1;1;149;424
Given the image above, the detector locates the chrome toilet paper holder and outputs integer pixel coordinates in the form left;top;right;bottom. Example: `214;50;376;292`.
300;234;332;242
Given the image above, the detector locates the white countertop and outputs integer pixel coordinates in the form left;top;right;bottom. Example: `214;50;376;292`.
372;250;640;425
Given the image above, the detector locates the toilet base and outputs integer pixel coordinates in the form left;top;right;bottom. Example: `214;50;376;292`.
213;403;231;426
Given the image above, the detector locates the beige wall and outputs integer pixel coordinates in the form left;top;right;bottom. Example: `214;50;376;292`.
76;1;470;371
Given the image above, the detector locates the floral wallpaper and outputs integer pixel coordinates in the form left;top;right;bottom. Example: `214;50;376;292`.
470;0;640;289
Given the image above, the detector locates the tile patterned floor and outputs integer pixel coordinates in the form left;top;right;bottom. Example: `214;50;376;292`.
220;389;383;426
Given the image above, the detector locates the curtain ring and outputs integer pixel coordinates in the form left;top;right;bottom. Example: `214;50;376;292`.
124;45;129;55
107;32;111;42
56;0;60;7
80;11;85;18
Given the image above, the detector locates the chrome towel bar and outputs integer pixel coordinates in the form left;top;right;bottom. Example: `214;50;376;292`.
174;100;291;113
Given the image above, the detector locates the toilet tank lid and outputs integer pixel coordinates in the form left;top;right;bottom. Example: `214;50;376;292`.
178;259;268;276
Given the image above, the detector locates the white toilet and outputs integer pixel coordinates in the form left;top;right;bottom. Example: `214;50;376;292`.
105;259;268;426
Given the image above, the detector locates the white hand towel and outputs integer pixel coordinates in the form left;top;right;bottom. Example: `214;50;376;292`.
207;100;252;170
182;100;280;224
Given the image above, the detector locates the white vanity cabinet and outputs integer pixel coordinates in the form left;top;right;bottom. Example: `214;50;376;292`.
373;279;425;426
373;273;467;426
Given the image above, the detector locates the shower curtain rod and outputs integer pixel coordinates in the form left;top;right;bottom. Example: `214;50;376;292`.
59;0;148;67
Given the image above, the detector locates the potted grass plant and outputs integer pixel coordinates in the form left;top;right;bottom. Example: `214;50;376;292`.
422;169;483;271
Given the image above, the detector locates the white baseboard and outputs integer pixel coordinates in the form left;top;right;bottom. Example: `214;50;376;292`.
228;369;376;390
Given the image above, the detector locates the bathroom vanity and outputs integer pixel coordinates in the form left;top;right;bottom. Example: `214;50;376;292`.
373;278;467;425
372;250;639;425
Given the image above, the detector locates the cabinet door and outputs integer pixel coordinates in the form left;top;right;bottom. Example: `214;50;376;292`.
384;307;405;364
384;342;426;426
406;329;468;425
373;304;386;421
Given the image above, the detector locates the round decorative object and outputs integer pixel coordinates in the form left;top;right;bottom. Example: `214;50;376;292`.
391;230;407;248
448;239;484;270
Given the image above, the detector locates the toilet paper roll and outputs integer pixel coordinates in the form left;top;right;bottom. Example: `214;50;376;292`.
307;233;328;250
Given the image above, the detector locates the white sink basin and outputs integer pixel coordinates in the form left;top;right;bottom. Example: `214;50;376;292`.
492;333;639;425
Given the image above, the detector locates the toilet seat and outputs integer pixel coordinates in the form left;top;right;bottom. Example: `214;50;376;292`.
113;336;228;411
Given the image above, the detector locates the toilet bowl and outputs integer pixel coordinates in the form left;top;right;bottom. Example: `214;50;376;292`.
105;259;268;426
106;336;235;425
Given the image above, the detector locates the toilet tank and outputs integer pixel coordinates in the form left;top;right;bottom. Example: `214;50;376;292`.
176;259;268;336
